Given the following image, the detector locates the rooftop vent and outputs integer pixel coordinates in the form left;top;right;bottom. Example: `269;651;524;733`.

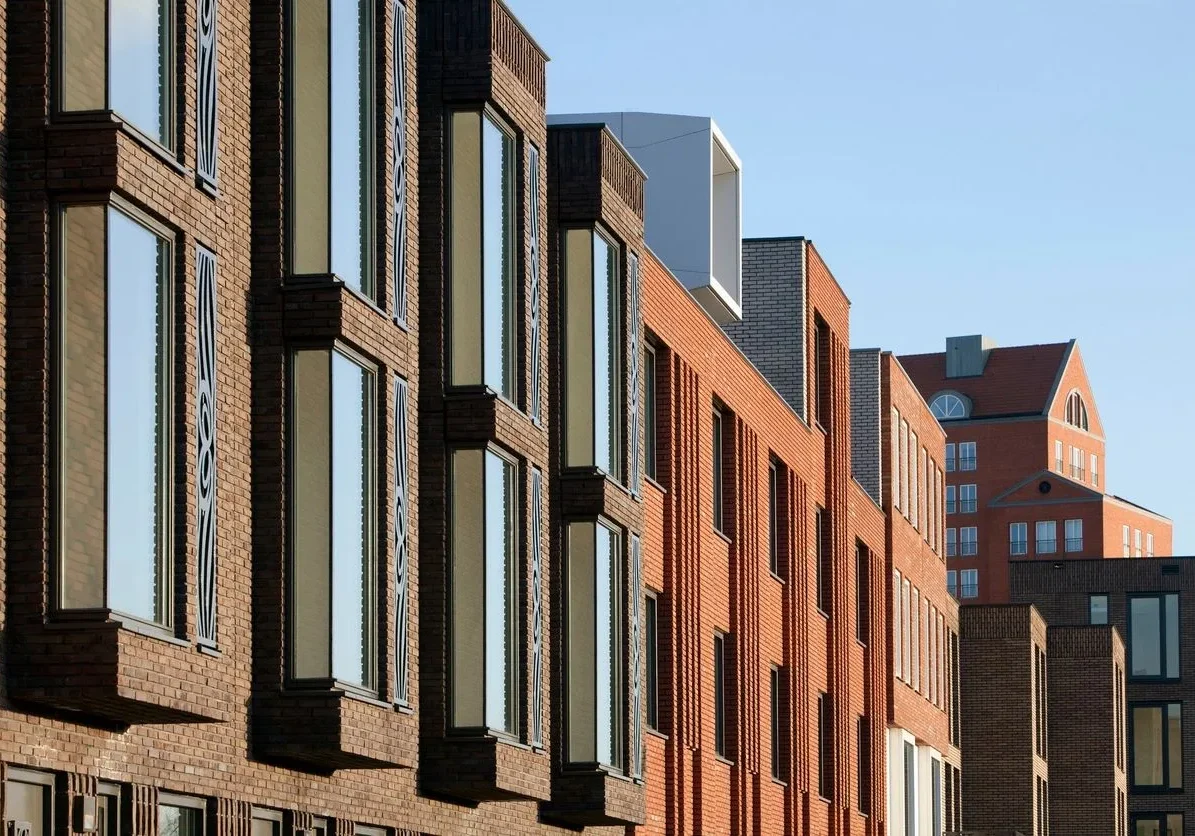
945;335;997;378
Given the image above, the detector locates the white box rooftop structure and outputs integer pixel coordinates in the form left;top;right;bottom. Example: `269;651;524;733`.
549;112;744;323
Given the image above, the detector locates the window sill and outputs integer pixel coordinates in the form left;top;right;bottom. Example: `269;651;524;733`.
714;755;734;767
771;777;788;788
713;527;733;546
647;727;668;741
816;607;830;621
645;474;667;495
50;110;190;179
769;570;785;585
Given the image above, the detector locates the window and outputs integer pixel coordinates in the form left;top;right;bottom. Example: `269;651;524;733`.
814;315;831;428
450;111;516;397
946;569;957;598
1010;522;1028;556
950;631;961;744
904;741;916;836
712;409;725;534
1133;813;1184;836
291;0;374;296
946;485;956;515
1036;777;1049;836
567;521;624;767
770;667;789;781
891;408;901;510
714;633;728;758
857;717;871;814
1117;665;1125;770
816;507;831;615
644;345;657;481
856;543;869;644
1070;445;1085;481
930;392;968;420
158;798;204;836
564;228;622;476
927;461;936;545
960;526;977;556
1054;439;1063;472
646;592;659;731
1091;453;1099;487
451;448;519;733
1148;533;1155;557
291;348;377;690
900;420;910;515
1136;529;1143;557
1064;519;1083;552
57;0;174;147
1036;521;1057;555
959;484;977;514
1090;594;1109;625
1034;644;1048;759
1131;703;1183;790
929;605;937;704
4;769;54;836
946;528;957;558
1129;594;1180;680
960;568;978;599
910;432;919;529
945;442;956;473
57;203;173;627
932;758;942;836
958;441;976;471
251;809;282;836
769;460;780;577
893;570;903;678
818;693;833;799
97;785;120;836
902;579;912;683
912;587;921;692
1124;525;1132;558
1065;391;1089;430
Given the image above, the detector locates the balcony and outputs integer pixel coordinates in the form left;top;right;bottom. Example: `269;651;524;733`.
958;456;977;471
1069;465;1085;481
960;541;978;557
960;499;977;514
1010;542;1028;556
960;583;979;599
1037;539;1057;554
1065;537;1084;552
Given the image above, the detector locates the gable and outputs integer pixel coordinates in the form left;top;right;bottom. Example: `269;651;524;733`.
991;470;1102;507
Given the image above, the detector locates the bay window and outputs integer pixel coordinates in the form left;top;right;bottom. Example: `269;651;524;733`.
290;0;374;296
291;348;377;689
57;0;174;147
565;227;622;477
567;521;624;769
57;203;173;627
451;448;519;734
450;110;516;398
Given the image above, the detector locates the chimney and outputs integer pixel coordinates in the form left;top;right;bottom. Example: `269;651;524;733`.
945;335;996;378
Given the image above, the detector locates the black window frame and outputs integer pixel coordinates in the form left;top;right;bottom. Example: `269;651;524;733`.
646;590;660;732
1132;812;1184;836
816;506;831;616
855;541;869;645
1128;593;1181;682
1130;701;1183;793
712;406;726;535
770;666;789;783
644;342;657;482
768;459;781;578
714;632;729;759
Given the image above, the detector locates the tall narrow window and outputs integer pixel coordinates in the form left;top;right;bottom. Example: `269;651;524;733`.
814;314;831;428
567;521;624;768
712;408;725;534
857;717;871;814
291;0;373;296
1123;525;1132;557
959;484;977;513
1065;519;1083;552
1129;593;1180;680
902;579;912;683
1135;529;1143;557
291;348;376;689
1147;533;1155;557
451;448;519;733
644;344;657;481
904;741;915;835
900;420;909;516
946;485;956;515
893;570;903;678
855;543;869;644
449;111;516;396
958;441;976;471
960;526;977;556
771;666;788;781
1054;439;1064;472
1092;453;1099;487
769;460;780;577
910;431;919;528
932;758;942;836
912;587;921;692
950;631;961;745
946;569;957;599
1090;594;1109;625
565;228;622;477
58;204;173;627
58;0;175;147
818;693;834;799
945;442;956;473
1036;521;1057;554
714;633;728;758
646;592;659;731
1116;665;1124;770
946;527;957;557
1131;703;1182;790
960;568;978;599
891;408;901;509
1010;522;1028;556
816;507;831;614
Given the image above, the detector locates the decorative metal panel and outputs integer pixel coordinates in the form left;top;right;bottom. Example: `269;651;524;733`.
196;0;218;185
629;533;643;778
628;252;642;496
391;0;408;322
196;246;218;644
394;376;410;704
529;466;544;747
528;145;542;425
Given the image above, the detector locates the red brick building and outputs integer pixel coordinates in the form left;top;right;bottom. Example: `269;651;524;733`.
899;336;1173;604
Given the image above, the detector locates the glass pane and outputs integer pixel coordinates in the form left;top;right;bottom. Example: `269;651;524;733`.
159;806;200;836
1137;820;1161;836
330;353;372;687
292;351;332;679
484;451;515;732
1170;704;1183;788
61;206;108;611
1166;595;1180;678
449;111;482;386
107;208;168;624
61;0;106;110
1131;598;1162;677
568;523;597;761
110;0;169;144
1167;815;1183;836
451;449;485;727
644;349;656;479
481;118;513;398
291;0;330;273
595;525;619;768
330;0;368;293
1133;706;1164;786
5;781;47;836
564;228;594;467
594;235;619;477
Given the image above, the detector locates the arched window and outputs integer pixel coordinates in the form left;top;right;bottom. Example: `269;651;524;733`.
930;393;968;421
1065;392;1089;430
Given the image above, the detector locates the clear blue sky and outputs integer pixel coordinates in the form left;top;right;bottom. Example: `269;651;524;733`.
509;0;1195;553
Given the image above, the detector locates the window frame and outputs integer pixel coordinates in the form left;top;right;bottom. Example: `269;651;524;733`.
958;441;976;471
52;198;177;633
712;407;725;535
1010;522;1028;556
644;342;657;482
960;568;978;599
769;459;780;578
4;767;57;836
714;632;729;759
945;484;956;515
855;542;869;645
945;527;957;558
818;692;834;800
946;569;957;599
645;590;660;732
815;506;830;616
1127;593;1180;682
857;716;871;815
1090;593;1109;625
959;483;977;514
1130;701;1183;793
944;442;956;473
1131;813;1184;835
1035;520;1057;555
158;792;206;836
1064;518;1083;552
959;526;977;557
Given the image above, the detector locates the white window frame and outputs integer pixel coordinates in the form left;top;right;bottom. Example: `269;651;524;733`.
1065;519;1083;553
1036;520;1057;555
1010;522;1028;556
960;568;978;599
946;569;957;598
958;441;976;471
946;528;957;558
959;526;977;557
945;442;956;473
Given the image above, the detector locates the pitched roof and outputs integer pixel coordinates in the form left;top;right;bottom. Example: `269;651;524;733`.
897;342;1071;419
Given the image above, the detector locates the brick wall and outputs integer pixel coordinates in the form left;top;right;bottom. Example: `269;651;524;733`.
850;348;882;505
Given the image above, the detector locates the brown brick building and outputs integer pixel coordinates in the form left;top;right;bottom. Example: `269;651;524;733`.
899;336;1173;604
0;2;976;836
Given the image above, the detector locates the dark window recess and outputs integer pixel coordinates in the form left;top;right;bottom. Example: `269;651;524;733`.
857;717;871;814
770;667;790;781
816;507;831;615
712;408;726;534
646;594;659;731
645;345;658;481
855;542;869;644
819;693;834;800
769;460;780;577
814;314;832;428
714;633;728;758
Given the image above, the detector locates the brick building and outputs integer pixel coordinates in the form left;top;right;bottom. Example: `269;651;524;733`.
1013;557;1195;836
899;336;1173;604
0;1;959;835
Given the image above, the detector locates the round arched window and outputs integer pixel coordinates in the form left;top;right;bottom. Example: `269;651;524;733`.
1065;392;1089;430
930;393;968;420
